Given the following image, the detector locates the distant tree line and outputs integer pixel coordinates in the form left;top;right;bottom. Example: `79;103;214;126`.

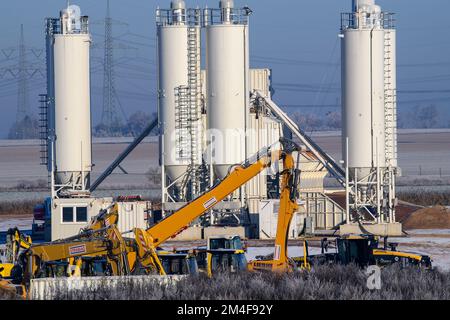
398;104;443;129
291;111;342;132
7;104;448;140
289;104;448;132
8;116;39;139
93;111;157;137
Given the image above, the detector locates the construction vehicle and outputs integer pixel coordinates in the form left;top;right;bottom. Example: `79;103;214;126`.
0;228;32;278
3;137;300;294
293;235;432;269
157;250;199;275
10;224;135;290
0;228;33;298
247;141;301;272
156;235;248;276
130;138;302;276
192;236;248;277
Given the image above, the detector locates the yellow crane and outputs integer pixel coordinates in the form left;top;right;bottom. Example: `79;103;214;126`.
7;138;302;293
130;137;302;275
14;225;133;286
0;228;32;278
247;144;302;272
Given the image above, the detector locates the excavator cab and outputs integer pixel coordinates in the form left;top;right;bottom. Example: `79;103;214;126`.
207;249;247;276
205;236;248;276
81;257;112;276
336;236;378;266
208;235;245;251
302;235;433;269
157;250;199;275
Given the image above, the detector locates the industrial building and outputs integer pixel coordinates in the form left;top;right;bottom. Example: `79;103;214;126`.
35;0;401;241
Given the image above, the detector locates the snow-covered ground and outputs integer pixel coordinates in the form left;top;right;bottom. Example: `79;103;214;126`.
0;217;33;232
408;229;450;235
1;214;448;271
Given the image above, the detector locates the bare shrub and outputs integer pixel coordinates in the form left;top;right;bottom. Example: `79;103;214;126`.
33;265;450;301
146;167;162;186
0;287;20;300
398;190;450;206
0;199;41;216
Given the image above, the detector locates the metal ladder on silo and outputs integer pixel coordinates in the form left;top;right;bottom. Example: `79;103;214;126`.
38;94;51;188
175;86;191;162
186;11;202;197
384;30;395;166
38;94;48;167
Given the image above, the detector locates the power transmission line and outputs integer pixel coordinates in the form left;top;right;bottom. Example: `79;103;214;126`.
101;0;122;134
0;24;45;138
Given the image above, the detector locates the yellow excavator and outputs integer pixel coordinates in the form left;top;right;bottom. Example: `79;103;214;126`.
0;228;33;298
11;224;134;289
4;138;301;297
247;142;302;272
0;205;136;298
129;138;302;276
0;228;32;278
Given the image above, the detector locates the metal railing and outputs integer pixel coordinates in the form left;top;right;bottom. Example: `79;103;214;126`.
203;8;250;26
156;8;202;27
46;16;89;35
341;12;395;30
156;8;250;27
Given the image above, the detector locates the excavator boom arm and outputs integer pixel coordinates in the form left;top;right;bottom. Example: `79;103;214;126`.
147;154;276;247
273;152;300;264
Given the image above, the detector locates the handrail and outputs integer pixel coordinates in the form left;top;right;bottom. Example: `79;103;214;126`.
253;91;345;186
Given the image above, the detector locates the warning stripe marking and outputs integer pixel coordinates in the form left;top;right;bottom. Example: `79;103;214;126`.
274;245;281;261
139;234;149;251
203;197;217;210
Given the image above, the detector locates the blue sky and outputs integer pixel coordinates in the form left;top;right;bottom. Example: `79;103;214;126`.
0;0;449;138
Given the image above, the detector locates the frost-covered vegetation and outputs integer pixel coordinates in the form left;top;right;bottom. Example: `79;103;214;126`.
0;287;19;300
27;264;450;300
398;190;450;206
0;199;41;216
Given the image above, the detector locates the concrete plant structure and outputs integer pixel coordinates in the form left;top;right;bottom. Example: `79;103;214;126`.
45;5;92;198
340;0;401;236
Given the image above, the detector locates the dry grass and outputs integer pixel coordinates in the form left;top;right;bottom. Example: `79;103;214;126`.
398;190;450;207
0;200;40;216
0;179;47;192
45;264;450;300
146;167;162;187
0;286;20;300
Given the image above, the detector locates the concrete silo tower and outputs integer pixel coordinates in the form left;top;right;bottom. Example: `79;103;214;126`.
46;4;92;198
340;0;400;235
205;0;250;180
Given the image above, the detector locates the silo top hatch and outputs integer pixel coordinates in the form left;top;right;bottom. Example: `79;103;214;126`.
59;5;89;35
342;0;394;30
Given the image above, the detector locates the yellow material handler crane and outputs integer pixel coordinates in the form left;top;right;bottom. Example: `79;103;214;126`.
130;137;302;275
247;143;302;272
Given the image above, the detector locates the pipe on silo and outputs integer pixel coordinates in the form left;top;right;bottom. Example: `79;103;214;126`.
171;0;186;24
220;0;234;24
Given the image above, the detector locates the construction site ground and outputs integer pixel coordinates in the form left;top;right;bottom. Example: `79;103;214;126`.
2;206;450;271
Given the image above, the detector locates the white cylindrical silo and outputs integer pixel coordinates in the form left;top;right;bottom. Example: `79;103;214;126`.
341;9;386;180
157;2;189;185
53;6;92;189
206;2;249;179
